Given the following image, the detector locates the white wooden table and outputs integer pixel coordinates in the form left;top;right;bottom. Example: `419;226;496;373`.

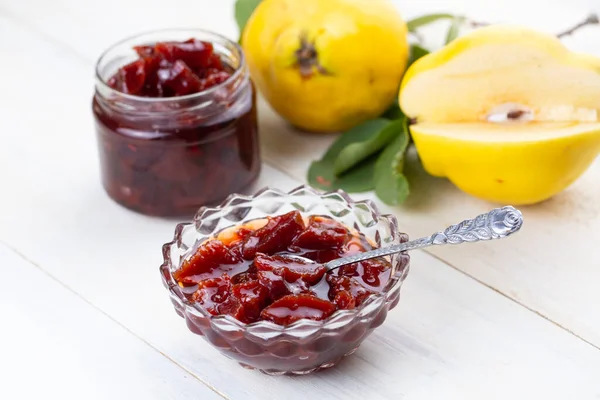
2;0;600;399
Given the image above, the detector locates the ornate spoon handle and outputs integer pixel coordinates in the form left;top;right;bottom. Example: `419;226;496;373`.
325;206;523;270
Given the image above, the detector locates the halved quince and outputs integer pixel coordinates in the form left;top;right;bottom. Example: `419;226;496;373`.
399;25;600;205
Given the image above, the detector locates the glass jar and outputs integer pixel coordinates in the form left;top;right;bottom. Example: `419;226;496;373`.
92;29;261;217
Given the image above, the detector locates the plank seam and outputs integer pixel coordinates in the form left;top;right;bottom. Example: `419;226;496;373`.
422;249;600;351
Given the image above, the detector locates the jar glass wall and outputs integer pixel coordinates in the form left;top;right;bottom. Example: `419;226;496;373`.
92;29;260;217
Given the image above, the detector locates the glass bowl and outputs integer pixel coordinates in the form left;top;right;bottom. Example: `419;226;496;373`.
159;185;410;375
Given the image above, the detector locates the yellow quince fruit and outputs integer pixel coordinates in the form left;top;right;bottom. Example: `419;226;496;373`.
242;0;409;133
400;25;600;205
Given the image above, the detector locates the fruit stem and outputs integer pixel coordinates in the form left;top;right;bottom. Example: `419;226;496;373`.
556;13;599;38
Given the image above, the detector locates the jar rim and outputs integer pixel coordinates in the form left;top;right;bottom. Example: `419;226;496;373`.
94;27;246;103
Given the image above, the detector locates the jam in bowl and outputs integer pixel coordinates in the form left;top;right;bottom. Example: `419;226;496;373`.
160;186;410;375
92;29;260;217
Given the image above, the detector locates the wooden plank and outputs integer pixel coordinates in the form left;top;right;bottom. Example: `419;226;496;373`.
0;243;224;400
2;3;600;399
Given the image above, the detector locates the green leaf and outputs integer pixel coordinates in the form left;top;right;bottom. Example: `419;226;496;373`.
308;156;377;193
334;119;400;176
374;119;411;205
408;44;430;67
445;17;465;43
406;13;457;32
234;0;262;38
307;120;391;192
381;99;404;120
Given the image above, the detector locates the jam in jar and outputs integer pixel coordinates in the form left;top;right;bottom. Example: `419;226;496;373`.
92;29;260;217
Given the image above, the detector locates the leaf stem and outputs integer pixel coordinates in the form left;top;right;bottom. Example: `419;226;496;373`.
556;13;599;38
409;30;425;43
453;13;599;39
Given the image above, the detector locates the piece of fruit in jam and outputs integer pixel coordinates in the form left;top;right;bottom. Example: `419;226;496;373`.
260;294;337;325
108;59;146;95
155;39;214;68
191;274;240;316
292;216;350;249
108;38;232;97
230;280;269;323
255;254;321;301
157;60;203;96
333;290;356;310
241;210;306;259
337;259;390;290
327;274;374;308
254;253;326;285
257;270;296;301
174;240;241;284
191;275;270;324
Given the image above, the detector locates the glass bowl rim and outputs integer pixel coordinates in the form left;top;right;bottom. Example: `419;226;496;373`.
159;184;410;333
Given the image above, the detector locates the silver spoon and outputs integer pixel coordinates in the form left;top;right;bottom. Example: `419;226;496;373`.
321;205;523;271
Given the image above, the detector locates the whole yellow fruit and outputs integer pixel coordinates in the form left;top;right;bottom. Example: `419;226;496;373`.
400;25;600;205
241;0;409;133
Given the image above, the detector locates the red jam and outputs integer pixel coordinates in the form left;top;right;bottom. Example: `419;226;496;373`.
107;39;231;97
174;211;392;325
93;33;260;217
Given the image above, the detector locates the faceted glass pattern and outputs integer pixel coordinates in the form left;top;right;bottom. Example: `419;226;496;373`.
159;185;411;375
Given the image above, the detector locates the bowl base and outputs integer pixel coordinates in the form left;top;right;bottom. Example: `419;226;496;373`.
238;346;360;376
